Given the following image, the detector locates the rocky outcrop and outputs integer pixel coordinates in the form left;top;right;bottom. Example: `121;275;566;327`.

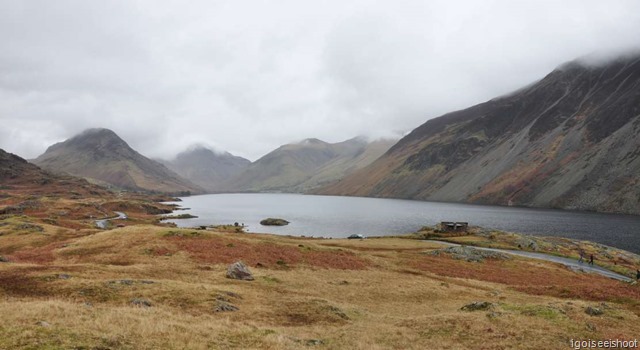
426;246;510;262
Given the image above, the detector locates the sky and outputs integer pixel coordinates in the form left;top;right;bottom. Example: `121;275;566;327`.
1;0;640;161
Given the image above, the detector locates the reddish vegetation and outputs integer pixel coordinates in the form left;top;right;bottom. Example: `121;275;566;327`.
164;236;369;270
0;267;55;297
411;256;640;303
6;241;67;264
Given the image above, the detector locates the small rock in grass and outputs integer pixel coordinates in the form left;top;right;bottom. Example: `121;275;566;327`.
461;301;493;311
214;301;239;312
0;255;9;263
131;298;152;308
36;321;51;328
585;306;603;316
58;274;71;280
305;339;325;346
226;261;254;281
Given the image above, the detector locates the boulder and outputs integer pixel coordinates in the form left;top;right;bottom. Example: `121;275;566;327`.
585;306;603;316
226;261;254;281
461;301;493;311
260;218;289;226
214;301;239;312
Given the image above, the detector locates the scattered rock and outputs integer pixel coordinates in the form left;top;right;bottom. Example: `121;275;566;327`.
586;322;597;332
36;321;51;328
585;306;603;316
305;339;325;346
327;305;349;320
131;298;152;307
219;291;242;300
516;238;539;251
226;261;254;281
426;246;510;262
461;301;493;311
486;311;502;319
58;274;71;280
16;223;44;232
260;218;289;226
214;301;239;312
108;279;154;286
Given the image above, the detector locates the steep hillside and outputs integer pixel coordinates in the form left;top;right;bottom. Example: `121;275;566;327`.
223;137;395;193
320;53;640;214
33;128;202;195
162;146;250;192
1;148;109;199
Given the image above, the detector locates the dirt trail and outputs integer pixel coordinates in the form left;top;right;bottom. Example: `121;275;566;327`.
424;240;634;282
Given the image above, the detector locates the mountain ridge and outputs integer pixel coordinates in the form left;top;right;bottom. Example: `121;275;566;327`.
318;54;640;215
161;145;251;192
222;136;396;193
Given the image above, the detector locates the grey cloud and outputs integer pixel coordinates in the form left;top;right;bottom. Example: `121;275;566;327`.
1;0;639;161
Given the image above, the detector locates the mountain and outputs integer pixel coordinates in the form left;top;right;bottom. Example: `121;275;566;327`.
162;146;250;192
319;53;640;215
222;137;396;193
33;128;202;195
0;148;109;199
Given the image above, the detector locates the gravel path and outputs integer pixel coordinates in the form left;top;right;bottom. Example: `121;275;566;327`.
424;240;633;282
95;211;127;229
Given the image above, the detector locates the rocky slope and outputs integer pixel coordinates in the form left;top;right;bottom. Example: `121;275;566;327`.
33;128;202;195
0;148;110;200
319;53;640;214
222;137;396;193
161;146;250;192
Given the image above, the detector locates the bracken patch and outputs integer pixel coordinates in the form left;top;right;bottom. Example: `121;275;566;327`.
164;236;369;270
411;255;640;303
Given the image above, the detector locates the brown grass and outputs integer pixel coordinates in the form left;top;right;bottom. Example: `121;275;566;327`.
2;220;640;349
410;255;640;304
165;235;370;270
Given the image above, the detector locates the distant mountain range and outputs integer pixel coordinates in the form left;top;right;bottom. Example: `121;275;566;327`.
221;137;396;193
318;53;640;215
161;146;251;192
33;128;202;195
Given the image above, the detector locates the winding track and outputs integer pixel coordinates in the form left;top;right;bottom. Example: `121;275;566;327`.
95;211;127;229
424;240;634;282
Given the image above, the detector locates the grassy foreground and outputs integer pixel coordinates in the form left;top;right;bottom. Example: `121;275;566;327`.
1;218;640;349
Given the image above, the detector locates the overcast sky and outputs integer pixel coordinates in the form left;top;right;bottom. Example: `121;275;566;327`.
1;0;640;161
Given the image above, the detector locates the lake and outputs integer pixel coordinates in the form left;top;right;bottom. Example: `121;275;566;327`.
165;193;640;253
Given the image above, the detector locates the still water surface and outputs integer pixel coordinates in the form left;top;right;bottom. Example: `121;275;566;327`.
166;193;640;253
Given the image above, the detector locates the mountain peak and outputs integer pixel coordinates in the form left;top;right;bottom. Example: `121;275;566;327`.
34;129;201;194
299;138;326;145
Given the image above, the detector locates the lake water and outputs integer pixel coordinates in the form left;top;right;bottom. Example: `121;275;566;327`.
165;193;640;253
